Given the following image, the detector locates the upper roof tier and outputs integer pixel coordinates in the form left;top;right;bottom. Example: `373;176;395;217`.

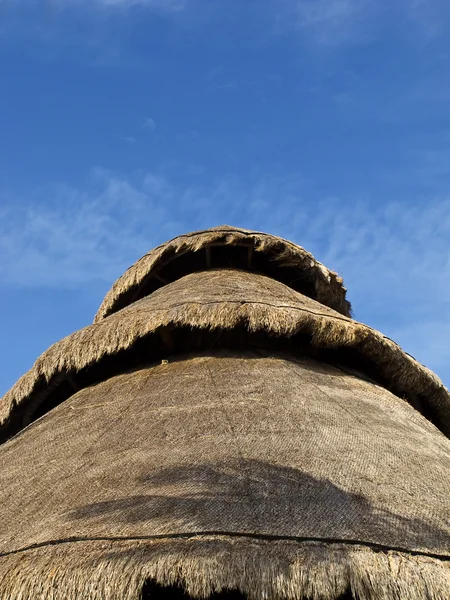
94;225;352;322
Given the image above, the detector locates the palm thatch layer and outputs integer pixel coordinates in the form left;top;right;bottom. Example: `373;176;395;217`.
1;352;450;598
1;537;449;600
1;270;449;441
94;226;352;322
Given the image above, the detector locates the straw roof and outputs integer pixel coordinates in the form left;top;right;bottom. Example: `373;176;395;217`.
1;352;450;598
94;225;352;322
1;226;450;599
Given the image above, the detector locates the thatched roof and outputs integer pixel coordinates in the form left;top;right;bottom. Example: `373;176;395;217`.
1;226;450;599
1;352;450;598
94;225;352;322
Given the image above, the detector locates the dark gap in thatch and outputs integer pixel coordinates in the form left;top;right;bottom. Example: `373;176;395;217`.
1;325;419;445
141;580;354;599
142;581;248;599
113;244;317;317
129;246;180;303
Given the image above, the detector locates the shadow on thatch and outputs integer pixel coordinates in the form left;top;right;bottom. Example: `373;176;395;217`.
68;460;450;552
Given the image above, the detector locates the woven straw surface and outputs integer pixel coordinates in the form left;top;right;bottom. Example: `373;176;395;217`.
2;352;449;556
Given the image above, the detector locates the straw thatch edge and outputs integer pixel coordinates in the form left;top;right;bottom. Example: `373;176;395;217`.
94;226;351;322
1;535;449;600
2;296;449;437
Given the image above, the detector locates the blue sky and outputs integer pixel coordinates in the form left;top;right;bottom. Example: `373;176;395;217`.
0;0;449;395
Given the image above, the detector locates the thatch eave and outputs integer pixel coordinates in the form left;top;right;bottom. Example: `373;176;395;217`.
1;270;449;441
1;536;449;600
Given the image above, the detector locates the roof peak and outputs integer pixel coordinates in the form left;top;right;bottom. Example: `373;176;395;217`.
94;225;351;322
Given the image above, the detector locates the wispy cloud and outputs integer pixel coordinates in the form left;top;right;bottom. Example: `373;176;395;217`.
406;0;450;40
7;0;448;56
275;0;378;45
0;0;187;52
1;170;449;303
0;168;449;384
143;117;156;131
275;0;450;45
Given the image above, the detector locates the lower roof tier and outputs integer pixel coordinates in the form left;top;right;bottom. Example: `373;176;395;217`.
1;352;449;599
